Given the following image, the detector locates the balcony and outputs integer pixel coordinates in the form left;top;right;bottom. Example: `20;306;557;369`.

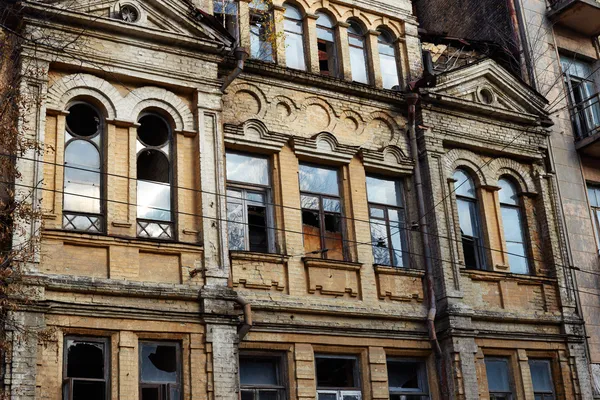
571;92;600;156
548;0;600;36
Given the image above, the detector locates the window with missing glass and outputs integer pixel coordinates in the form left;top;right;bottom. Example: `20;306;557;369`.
387;359;430;400
136;113;174;240
214;0;239;40
226;152;273;253
366;176;408;267
528;360;555;400
498;178;529;274
485;358;514;400
377;30;399;89
299;164;345;260
453;169;485;270
139;342;181;400
284;3;306;71
240;353;286;400
587;184;600;253
63;337;109;400
316;12;338;77
63;102;105;233
347;21;369;84
249;0;274;62
315;355;361;400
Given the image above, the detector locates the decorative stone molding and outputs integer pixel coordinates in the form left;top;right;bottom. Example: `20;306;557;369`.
488;158;538;196
359;145;414;175
47;73;119;119
374;266;424;302
231;251;288;292
303;257;362;298
291;132;360;163
224;120;289;152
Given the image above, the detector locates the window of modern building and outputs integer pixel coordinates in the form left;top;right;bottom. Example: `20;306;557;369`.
299;163;345;260
239;353;286;400
528;360;555;400
453;169;485;270
485;358;514;400
136;113;174;240
249;0;274;62
347;21;369;84
587;184;600;253
377;29;399;89
214;0;239;41
315;355;361;400
226;152;273;253
283;3;306;71
139;342;181;400
498;178;529;274
316;12;338;77
560;55;600;140
63;102;104;233
366;176;408;267
387;359;430;400
63;337;109;400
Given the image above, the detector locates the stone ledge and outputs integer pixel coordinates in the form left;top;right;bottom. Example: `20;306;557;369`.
230;250;289;264
374;265;425;277
461;268;557;284
302;257;362;271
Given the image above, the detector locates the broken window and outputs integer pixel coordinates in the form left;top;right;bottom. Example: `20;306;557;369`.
250;0;274;62
485;358;514;400
528;360;555;400
284;3;306;71
377;29;399;89
214;0;239;41
498;178;529;274
299;164;345;261
63;337;109;400
139;342;181;400
387;359;429;400
239;353;285;400
315;355;361;400
226;152;273;253
316;12;338;77
63;102;104;233
347;21;369;84
587;184;600;253
453;169;485;270
136;113;174;240
366;176;408;267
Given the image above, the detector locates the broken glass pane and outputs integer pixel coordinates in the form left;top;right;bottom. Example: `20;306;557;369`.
67;340;104;379
141;343;178;383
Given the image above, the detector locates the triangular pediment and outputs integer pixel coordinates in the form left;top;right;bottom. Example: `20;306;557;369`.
45;0;234;47
428;58;549;119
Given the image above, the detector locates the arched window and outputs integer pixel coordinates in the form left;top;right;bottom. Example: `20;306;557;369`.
136;113;174;239
347;21;369;84
249;0;274;62
316;12;337;77
284;3;306;70
377;29;399;89
453;169;485;269
498;178;529;274
63;102;104;233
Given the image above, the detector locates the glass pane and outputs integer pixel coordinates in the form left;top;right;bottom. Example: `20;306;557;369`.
248;205;268;253
226;152;269;185
241;390;255;400
323;198;341;213
316;12;333;28
170;385;181;400
501;207;524;242
342;395;360;400
529;360;554;392
214;0;237;14
457;199;475;237
380;53;399;89
498;179;519;205
140;343;178;383
453;170;476;198
72;380;105;400
506;242;528;274
588;186;599;207
251;23;274;62
349;45;369;84
301;194;320;210
389;221;405;268
324;213;344;260
240;357;279;385
67;340;105;379
485;359;511;392
387;361;423;390
285;31;306;70
247;192;265;203
299;164;339;195
227;201;246;251
371;220;390;265
316;357;357;388
317;26;335;42
259;391;278;400
284;3;302;19
63;140;101;213
137;181;171;221
370;206;385;219
366;176;402;206
318;394;337;400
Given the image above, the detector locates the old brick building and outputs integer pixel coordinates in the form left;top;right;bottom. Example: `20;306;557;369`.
2;0;598;399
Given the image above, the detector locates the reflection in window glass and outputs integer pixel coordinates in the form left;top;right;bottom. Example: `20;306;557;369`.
250;3;274;62
529;360;555;400
214;0;239;39
284;3;306;70
498;178;528;274
226;152;269;185
378;30;399;89
588;184;600;253
140;342;181;400
453;170;484;270
239;355;285;400
348;21;369;84
485;358;514;400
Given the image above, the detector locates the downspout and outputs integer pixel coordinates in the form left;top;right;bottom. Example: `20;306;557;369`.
221;47;249;92
406;92;447;396
234;294;253;340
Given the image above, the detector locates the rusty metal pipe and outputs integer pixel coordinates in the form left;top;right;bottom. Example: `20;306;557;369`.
235;294;253;340
221;47;249;92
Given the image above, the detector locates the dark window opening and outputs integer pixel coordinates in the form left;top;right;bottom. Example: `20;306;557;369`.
318;40;337;76
138;115;170;147
316;357;358;389
239;354;285;400
63;337;109;400
137;150;169;183
140;342;181;400
462;235;479;270
248;205;268;253
66;103;100;137
387;359;429;399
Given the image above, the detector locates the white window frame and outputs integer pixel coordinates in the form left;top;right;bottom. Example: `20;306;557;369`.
317;390;362;400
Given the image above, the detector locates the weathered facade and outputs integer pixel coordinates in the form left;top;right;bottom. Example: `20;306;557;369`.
2;0;598;399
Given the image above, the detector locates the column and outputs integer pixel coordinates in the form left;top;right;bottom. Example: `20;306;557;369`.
336;21;352;81
206;324;239;400
305;13;320;74
366;29;382;88
238;0;251;51
295;343;316;400
272;4;287;67
118;331;139;399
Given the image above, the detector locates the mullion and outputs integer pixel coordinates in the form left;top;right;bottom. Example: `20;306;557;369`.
384;206;394;266
319;195;327;258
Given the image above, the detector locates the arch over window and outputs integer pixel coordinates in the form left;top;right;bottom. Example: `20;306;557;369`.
377;29;399;89
316;11;338;77
453;169;485;270
63;102;104;233
136;112;174;239
284;3;306;71
347;20;369;84
498;178;529;274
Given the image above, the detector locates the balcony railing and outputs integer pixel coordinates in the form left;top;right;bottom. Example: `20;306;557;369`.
548;0;600;36
571;92;600;156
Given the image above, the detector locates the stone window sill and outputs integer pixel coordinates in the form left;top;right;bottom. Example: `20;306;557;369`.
461;268;557;284
230;250;289;264
302;257;362;271
374;265;425;278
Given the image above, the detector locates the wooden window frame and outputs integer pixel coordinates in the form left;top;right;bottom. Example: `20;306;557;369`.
315;354;361;396
239;351;287;400
484;357;515;400
62;336;110;400
528;359;556;400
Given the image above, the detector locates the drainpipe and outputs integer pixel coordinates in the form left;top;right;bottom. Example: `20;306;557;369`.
221;47;249;92
406;92;447;397
234;294;253;340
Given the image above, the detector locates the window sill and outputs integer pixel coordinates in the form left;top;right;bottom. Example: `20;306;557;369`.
374;265;425;278
230;250;289;264
461;268;557;284
302;257;362;271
